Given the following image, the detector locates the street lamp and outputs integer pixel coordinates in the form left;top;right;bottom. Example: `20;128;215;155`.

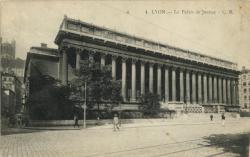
81;81;87;129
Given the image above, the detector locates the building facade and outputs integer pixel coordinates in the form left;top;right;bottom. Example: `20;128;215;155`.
1;72;22;116
239;67;250;111
53;16;240;113
24;44;59;104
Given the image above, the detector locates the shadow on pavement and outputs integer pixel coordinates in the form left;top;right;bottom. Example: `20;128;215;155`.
1;127;43;135
1;126;81;136
203;132;250;157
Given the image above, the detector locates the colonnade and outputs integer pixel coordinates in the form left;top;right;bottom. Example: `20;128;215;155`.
60;48;239;106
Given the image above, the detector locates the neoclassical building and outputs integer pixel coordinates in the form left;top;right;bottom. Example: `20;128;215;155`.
54;16;240;113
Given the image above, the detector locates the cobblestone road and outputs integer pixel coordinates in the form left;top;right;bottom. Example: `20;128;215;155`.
1;118;250;157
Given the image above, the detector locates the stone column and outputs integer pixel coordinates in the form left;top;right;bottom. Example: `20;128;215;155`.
203;74;208;104
232;80;236;105
227;78;231;105
208;75;213;103
218;77;222;103
140;61;145;96
100;53;106;68
213;76;218;103
186;70;190;104
235;80;239;105
192;71;196;104
157;64;162;99
165;67;169;102
62;49;68;85
172;67;176;102
131;59;137;102
111;55;117;80
198;73;202;104
149;62;154;93
121;57;127;101
59;53;62;80
223;78;227;104
179;69;184;102
76;49;81;71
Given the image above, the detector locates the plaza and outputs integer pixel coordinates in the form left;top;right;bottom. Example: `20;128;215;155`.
1;117;250;157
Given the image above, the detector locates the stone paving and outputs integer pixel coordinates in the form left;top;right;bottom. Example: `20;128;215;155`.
0;118;250;157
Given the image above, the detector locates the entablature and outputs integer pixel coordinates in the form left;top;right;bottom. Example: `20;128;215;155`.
59;39;239;79
55;16;238;71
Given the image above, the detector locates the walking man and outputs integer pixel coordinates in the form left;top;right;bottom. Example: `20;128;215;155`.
221;113;226;126
74;114;79;128
113;114;119;131
210;114;213;121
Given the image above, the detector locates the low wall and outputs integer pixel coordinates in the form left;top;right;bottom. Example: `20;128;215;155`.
28;119;167;127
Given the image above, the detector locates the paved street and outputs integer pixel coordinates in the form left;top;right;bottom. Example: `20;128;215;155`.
1;118;250;157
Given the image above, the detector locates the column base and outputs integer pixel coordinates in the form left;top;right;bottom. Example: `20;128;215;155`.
130;98;137;103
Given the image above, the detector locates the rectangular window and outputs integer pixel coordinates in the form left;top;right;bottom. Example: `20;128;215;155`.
243;82;246;86
244;89;247;93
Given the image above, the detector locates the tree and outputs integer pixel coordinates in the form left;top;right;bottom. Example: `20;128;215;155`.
139;93;160;117
69;59;122;118
28;75;73;120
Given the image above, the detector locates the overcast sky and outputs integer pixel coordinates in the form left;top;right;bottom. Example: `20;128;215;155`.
1;0;250;69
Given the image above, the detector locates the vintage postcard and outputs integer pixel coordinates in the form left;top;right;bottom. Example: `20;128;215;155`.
1;0;250;157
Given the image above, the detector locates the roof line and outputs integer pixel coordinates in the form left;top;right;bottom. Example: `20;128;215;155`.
64;16;236;65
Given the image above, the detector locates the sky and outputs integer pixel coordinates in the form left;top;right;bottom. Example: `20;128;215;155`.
1;0;250;69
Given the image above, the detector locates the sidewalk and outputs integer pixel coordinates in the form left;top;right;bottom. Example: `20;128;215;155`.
22;117;244;131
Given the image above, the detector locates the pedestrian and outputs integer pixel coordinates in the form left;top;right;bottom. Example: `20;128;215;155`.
74;114;79;128
17;116;22;128
210;114;213;121
221;113;225;126
113;114;119;131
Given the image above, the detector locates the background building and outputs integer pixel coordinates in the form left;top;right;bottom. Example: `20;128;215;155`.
1;72;22;118
24;43;59;97
0;37;25;82
239;66;250;111
1;37;26;126
0;37;16;59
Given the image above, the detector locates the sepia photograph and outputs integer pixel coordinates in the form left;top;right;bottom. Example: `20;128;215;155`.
1;0;250;156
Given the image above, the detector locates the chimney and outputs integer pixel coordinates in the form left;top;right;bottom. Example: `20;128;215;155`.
41;43;47;48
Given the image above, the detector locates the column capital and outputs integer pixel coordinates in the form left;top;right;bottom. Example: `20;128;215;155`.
75;48;82;53
111;55;118;60
121;56;128;62
178;67;185;72
184;68;191;73
191;70;197;74
202;72;208;77
88;50;96;56
100;52;108;57
158;63;163;68
140;60;146;65
171;66;178;70
131;58;138;64
148;61;155;66
164;64;171;69
61;46;68;53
